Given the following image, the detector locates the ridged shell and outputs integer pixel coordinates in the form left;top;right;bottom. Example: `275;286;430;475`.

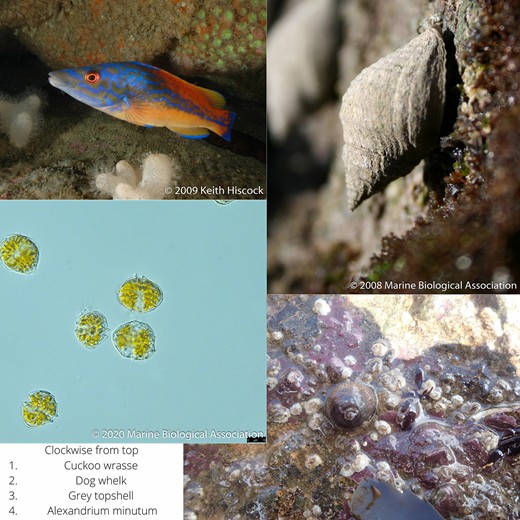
325;381;377;429
341;27;446;210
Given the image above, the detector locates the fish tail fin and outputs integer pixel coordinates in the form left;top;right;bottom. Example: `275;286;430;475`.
218;110;236;142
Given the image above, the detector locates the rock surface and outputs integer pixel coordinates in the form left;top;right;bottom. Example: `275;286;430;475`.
185;295;520;519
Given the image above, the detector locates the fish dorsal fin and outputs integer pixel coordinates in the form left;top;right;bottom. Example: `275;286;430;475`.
191;84;227;109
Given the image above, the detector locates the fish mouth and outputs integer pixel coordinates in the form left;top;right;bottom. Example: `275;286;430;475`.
48;71;69;89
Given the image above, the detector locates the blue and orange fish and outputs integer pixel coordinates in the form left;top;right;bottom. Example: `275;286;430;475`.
48;62;236;141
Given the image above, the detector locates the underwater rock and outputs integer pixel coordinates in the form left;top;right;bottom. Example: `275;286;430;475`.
1;0;195;69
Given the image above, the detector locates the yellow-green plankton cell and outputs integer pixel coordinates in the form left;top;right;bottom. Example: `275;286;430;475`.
0;234;39;274
117;275;163;313
112;321;156;360
22;390;58;428
75;311;109;349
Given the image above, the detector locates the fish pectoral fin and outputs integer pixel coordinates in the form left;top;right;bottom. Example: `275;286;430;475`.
167;126;210;139
124;106;148;125
100;100;151;127
123;98;156;126
191;85;226;110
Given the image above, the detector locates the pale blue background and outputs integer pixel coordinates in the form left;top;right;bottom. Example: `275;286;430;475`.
0;201;266;443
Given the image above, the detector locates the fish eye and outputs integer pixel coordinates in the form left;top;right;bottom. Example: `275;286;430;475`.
84;70;100;84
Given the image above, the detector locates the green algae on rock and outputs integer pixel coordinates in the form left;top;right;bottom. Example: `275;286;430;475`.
169;0;266;76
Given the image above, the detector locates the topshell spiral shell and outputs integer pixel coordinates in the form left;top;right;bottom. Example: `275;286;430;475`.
341;27;446;210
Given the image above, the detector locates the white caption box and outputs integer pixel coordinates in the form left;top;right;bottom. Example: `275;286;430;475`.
1;444;183;519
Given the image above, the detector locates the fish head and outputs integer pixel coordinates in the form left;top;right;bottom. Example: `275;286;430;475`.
48;63;142;110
